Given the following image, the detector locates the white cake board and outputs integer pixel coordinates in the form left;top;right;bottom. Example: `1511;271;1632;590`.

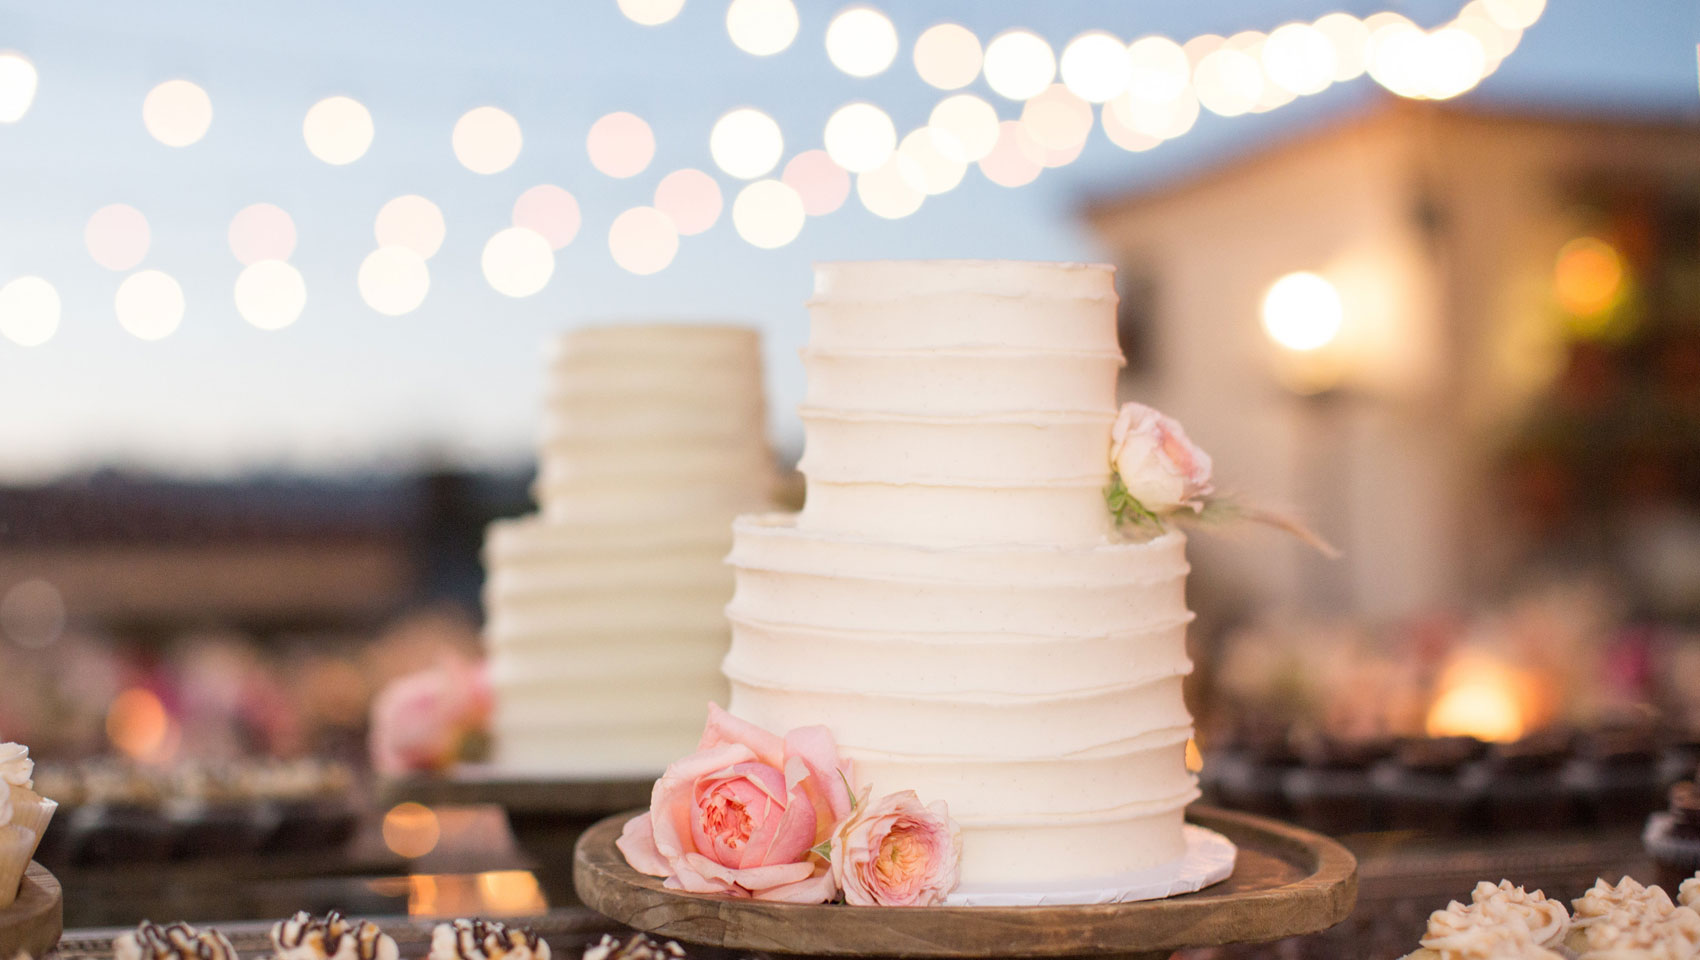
943;823;1237;906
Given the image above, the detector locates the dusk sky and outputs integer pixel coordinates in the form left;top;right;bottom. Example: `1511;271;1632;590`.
1;0;1695;480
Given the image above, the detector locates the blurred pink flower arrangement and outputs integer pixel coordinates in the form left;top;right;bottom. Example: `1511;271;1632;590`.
367;655;492;775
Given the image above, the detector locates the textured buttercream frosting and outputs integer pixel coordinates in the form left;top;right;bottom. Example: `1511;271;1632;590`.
488;324;777;777
114;923;238;960
726;261;1199;890
429;920;549;960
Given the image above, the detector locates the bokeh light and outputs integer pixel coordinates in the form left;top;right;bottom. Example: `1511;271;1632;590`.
654;169;723;235
84;204;151;272
617;0;685;26
1100;102;1160;153
1183;34;1226;68
1108;87;1200;140
229;203;298;265
482;227;555;298
375;195;446;260
1482;0;1545;31
782;150;851;216
358;247;430;316
913;23;982;91
0;578;66;649
302;96;374;165
1261;272;1344;352
1126;36;1191;104
143;79;212;147
928;94;1000;162
710;107;783;179
1420;27;1488;100
824;101;896;173
1313;13;1370;82
1554;237;1625;316
1262;22;1336;96
512;185;581;250
608;207;680;275
587;111;655;178
383;803;441;859
107;688;172;762
0;52;38;123
983;30;1056;101
234;260;307;331
476;871;547;917
0;276;60;347
116;270;186;341
1020;84;1093;151
856;155;925;219
977;120;1043;188
825;6;899;78
727;0;799;56
1060;32;1133;103
453;106;522;175
1365;18;1427;98
896;128;966;195
1193;47;1263;117
732;179;806;249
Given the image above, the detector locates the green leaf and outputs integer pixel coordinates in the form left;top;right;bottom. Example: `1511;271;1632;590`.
1105;473;1167;533
811;841;832;861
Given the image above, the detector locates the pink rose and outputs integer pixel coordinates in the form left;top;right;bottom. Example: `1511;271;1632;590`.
830;791;960;906
617;704;853;903
1109;401;1214;514
368;657;492;776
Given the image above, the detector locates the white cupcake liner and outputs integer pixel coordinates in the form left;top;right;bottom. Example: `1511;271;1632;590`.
0;785;57;909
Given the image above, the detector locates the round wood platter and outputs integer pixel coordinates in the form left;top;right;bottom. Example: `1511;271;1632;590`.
574;805;1357;960
379;768;653;816
0;863;63;959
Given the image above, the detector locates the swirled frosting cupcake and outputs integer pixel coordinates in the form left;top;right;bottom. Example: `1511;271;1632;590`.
0;743;57;910
271;911;398;960
430;920;549;960
1574;904;1700;960
1568;879;1681;952
580;934;685;960
113;922;238;960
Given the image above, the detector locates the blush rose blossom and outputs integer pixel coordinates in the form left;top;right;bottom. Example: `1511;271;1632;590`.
1109;401;1214;514
368;657;492;775
618;704;854;902
830;790;961;906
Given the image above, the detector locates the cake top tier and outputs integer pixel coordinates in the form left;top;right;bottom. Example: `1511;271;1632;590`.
550;323;760;362
811;260;1115;304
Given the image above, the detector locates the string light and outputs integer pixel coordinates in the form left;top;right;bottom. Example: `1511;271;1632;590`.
512;185;581;249
587;111;655;178
1020;84;1093;151
977;121;1043;188
617;0;685;27
983;30;1056;101
116;269;186;340
1060;32;1133;103
927;93;1000;162
825;7;899;78
0;276;60;347
1366;20;1431;99
453;106;522;174
0;52;38;123
143;80;212;147
229;203;298;265
358;246;430;316
234;260;306;331
895;128;966;195
481;227;554;298
375;195;446;259
1421;27;1488;99
782;150;851;215
302;96;374;165
654;169;723;235
710;107;783;179
1108;87;1200;140
1313;13;1370;82
608;207;679;275
727;0;799;56
1126;36;1191;104
1100;102;1161;153
856;154;925;219
1194;47;1263;117
913;23;982;91
1262;23;1336;96
1262;272;1344;351
731;179;805;248
1482;0;1545;31
85;204;151;272
823;102;896;173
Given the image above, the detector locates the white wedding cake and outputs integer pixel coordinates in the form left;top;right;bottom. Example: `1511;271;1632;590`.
725;261;1199;891
486;324;777;777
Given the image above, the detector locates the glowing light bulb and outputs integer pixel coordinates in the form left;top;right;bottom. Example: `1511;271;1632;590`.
914;23;981;90
303;96;373;165
453;106;522;174
1365;21;1430;98
1420;27;1487;100
732;179;805;249
856;155;925;219
512;185;580;250
1262;23;1336;95
654;169;722;235
587;111;655;178
976;120;1042;188
1553;237;1624;316
608;207;679;275
896;128;966;195
229;203;298;265
727;0;798;56
1313;13;1370;82
0;276;60;346
617;0;685;26
0;52;38;123
116;269;186;340
1261;272;1344;351
710;107;783;179
983;30;1056;101
1060;32;1132;103
1100;102;1160;153
375;195;446;259
825;6;898;78
1126;36;1190;103
482;227;554;298
143;79;212;147
358;246;429;316
1020;84;1093;151
782;150;851;216
1108;87;1200;140
823;101;896;173
234;260;306;331
85;204;151;272
928;93;999;162
1482;0;1545;31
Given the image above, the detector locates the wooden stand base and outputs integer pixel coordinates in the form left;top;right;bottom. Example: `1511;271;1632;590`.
0;863;62;959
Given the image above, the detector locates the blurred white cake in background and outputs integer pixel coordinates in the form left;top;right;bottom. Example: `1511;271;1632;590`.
725;262;1199;892
486;324;776;777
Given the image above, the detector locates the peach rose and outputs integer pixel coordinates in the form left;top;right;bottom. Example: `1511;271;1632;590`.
618;704;853;902
1110;401;1214;514
830;791;960;906
368;657;492;776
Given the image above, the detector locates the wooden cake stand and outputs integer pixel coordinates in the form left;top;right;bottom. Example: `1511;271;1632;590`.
573;806;1357;960
0;862;63;959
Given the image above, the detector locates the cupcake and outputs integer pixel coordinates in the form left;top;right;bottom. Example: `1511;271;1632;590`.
1463;730;1578;833
113;922;238;960
166;763;264;860
1401;905;1563;960
74;760;171;863
580;935;685;960
1282;735;1390;834
431;920;550;960
1566;877;1685;954
0;743;57;910
1373;736;1486;834
271;911;398;960
1645;781;1700;893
